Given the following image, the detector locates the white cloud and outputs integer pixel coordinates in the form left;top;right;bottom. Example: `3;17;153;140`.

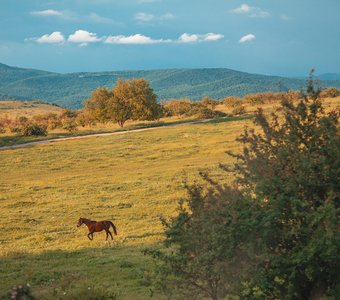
232;4;251;14
179;33;224;43
68;30;101;46
30;9;63;17
179;33;199;43
28;30;223;46
239;34;255;43
231;4;269;18
105;34;168;44
203;33;224;41
34;32;65;44
135;12;175;23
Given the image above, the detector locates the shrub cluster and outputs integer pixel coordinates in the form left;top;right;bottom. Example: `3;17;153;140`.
162;97;225;119
0;109;94;136
320;87;340;98
222;96;242;107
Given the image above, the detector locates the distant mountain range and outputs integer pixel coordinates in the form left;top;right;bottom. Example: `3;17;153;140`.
0;63;339;109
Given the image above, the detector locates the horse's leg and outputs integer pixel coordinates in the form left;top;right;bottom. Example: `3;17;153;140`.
88;232;93;240
105;229;109;241
108;230;113;240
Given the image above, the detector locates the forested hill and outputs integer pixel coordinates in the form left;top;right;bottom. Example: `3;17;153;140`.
1;62;340;109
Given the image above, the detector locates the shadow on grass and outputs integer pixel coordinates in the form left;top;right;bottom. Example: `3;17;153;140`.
202;114;254;125
0;245;157;299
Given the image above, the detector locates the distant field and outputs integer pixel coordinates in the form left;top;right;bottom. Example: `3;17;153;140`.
0;97;339;299
0;100;63;119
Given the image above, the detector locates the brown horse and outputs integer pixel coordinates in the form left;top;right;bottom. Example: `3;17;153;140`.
77;217;117;240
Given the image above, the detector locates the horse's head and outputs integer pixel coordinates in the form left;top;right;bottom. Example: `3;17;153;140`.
77;218;84;227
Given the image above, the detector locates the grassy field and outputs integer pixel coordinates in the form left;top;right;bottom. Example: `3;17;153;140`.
0;116;249;299
1;97;339;299
0;100;63;119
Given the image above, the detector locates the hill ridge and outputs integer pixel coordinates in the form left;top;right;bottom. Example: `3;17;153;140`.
1;62;340;109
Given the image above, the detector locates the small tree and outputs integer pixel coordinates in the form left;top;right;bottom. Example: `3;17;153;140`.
85;79;161;127
113;78;162;126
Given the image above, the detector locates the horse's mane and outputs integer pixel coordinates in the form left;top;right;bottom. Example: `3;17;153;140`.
81;217;94;222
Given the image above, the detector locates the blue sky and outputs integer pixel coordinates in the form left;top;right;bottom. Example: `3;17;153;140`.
0;0;339;76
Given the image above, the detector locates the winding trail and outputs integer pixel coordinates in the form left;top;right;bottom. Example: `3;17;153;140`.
0;119;214;151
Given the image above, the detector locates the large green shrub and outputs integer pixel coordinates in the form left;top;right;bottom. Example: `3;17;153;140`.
149;72;340;299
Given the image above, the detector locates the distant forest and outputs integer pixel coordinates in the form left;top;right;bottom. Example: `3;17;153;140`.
1;62;340;109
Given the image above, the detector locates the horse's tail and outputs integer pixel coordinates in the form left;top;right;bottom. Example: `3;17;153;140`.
108;221;117;235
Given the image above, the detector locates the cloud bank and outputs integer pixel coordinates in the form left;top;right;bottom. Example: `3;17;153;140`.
29;30;224;46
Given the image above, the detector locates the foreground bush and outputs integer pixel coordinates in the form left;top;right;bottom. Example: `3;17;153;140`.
149;72;340;299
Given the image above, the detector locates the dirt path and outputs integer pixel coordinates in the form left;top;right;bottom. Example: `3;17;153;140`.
0;119;214;150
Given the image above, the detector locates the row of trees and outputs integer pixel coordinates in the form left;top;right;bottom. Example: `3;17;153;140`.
1;79;339;136
147;74;340;299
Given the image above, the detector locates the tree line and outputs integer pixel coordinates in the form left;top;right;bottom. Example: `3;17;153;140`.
0;77;339;137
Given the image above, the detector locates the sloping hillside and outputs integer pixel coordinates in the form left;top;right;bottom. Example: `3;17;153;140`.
1;63;340;109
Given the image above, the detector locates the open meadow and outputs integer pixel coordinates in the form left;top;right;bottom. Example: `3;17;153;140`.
0;116;251;299
1;97;339;299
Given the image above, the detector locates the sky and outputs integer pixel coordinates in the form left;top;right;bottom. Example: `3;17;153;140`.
0;0;339;76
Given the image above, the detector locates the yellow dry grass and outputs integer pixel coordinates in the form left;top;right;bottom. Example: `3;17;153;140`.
0;100;63;119
0;97;339;299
